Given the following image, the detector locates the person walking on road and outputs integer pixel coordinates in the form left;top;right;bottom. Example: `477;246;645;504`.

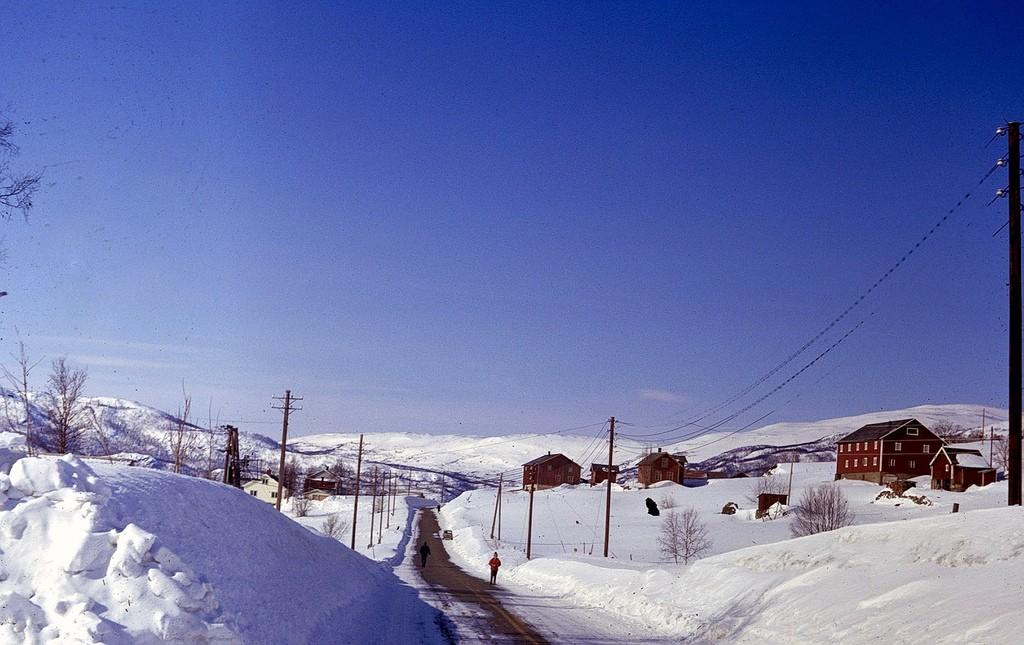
488;552;502;584
419;541;431;567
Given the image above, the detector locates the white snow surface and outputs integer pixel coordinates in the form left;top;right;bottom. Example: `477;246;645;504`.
0;455;445;644
438;455;1016;642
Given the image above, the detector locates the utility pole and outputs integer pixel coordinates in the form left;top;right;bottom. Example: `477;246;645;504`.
526;483;535;559
497;479;502;541
983;408;991;466
368;465;378;548
603;416;615;558
1009;121;1022;507
221;425;241;488
377;470;384;544
384;471;391;529
490;473;503;539
787;453;796;500
440;471;446;504
271;390;302;511
350;434;363;550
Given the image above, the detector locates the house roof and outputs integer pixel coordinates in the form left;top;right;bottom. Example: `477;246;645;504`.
305;469;338;481
932;446;993;470
523;453;578;467
590;463;621;473
637;451;686;467
243;473;283;487
837;419;916;443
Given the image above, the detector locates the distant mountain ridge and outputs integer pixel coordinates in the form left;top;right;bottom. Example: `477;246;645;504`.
0;391;1004;496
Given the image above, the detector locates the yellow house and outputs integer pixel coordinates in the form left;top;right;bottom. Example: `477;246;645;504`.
243;474;289;504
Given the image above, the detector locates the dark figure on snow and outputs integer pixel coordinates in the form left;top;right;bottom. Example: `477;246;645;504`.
646;497;660;516
488;552;502;584
419;541;431;567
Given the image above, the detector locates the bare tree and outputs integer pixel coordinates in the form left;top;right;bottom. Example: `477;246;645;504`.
790;484;854;537
85;406;115;463
658;508;711;564
932;420;967;442
281;456;304;499
291;493;311;517
328;459;347;494
167;382;198;474
746;473;788;504
0;117;41;221
2;341;41;455
321;513;347;539
43;357;88;454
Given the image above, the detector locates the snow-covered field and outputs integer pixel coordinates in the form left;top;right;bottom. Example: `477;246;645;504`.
438;451;1017;642
0;450;446;644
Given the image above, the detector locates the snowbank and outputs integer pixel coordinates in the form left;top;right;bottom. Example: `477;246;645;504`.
0;455;445;644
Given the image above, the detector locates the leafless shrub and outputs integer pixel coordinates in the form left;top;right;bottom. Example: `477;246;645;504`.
993;434;1011;472
167;383;199;474
659;493;677;509
746;474;788;504
2;341;41;456
85;406;115;464
321;513;347;539
0;117;41;220
43;357;88;454
281;457;304;499
292;493;311;517
790;484;854;537
658;507;711;564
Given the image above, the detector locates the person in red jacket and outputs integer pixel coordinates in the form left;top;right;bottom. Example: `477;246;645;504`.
488;552;501;584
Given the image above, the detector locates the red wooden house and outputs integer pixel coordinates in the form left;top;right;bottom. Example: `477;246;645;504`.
930;447;996;491
522;453;582;490
589;463;620;486
303;469;340;493
637;451;687;488
835;418;943;484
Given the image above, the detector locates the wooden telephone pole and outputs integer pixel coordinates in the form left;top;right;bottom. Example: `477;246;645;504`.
1008;121;1022;507
490;473;503;539
221;425;241;488
368;465;379;548
526;482;535;559
603;416;615;558
349;434;363;550
272;390;302;511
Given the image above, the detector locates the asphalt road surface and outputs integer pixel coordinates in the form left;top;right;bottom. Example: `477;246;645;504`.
415;509;550;644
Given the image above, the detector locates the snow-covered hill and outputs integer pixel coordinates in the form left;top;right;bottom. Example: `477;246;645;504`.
2;393;1005;496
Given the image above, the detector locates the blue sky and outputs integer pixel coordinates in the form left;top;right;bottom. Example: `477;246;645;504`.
0;2;1021;438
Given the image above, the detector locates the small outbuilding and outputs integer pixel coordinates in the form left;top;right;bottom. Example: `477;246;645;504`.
304;488;333;502
589;463;620;486
637;451;687;488
522;453;582;490
930;447;997;491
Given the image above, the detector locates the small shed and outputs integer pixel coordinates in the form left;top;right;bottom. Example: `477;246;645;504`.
930;447;996;491
637;451;687;488
522;453;582;490
757;492;789;516
304;488;333;502
589;463;620;486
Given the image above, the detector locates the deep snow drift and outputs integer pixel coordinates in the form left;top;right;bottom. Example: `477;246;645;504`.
438;456;1019;642
0;454;445;644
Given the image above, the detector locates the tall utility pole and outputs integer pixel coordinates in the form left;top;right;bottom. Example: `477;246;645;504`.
490;473;503;539
272;390;302;511
368;465;379;548
350;434;364;550
526;483;535;559
440;472;446;504
1009;121;1022;507
384;471;391;529
377;471;384;544
603;416;615;558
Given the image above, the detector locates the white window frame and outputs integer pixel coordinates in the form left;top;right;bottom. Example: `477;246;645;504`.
873;456;878;466
844;459;849;468
894;442;902;452
908;427;919;436
923;444;930;454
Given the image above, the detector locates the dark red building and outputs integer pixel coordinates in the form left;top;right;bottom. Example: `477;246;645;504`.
522;453;582;490
637;451;687;488
303;469;341;493
930;447;996;491
835;418;943;484
589;463;620;486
